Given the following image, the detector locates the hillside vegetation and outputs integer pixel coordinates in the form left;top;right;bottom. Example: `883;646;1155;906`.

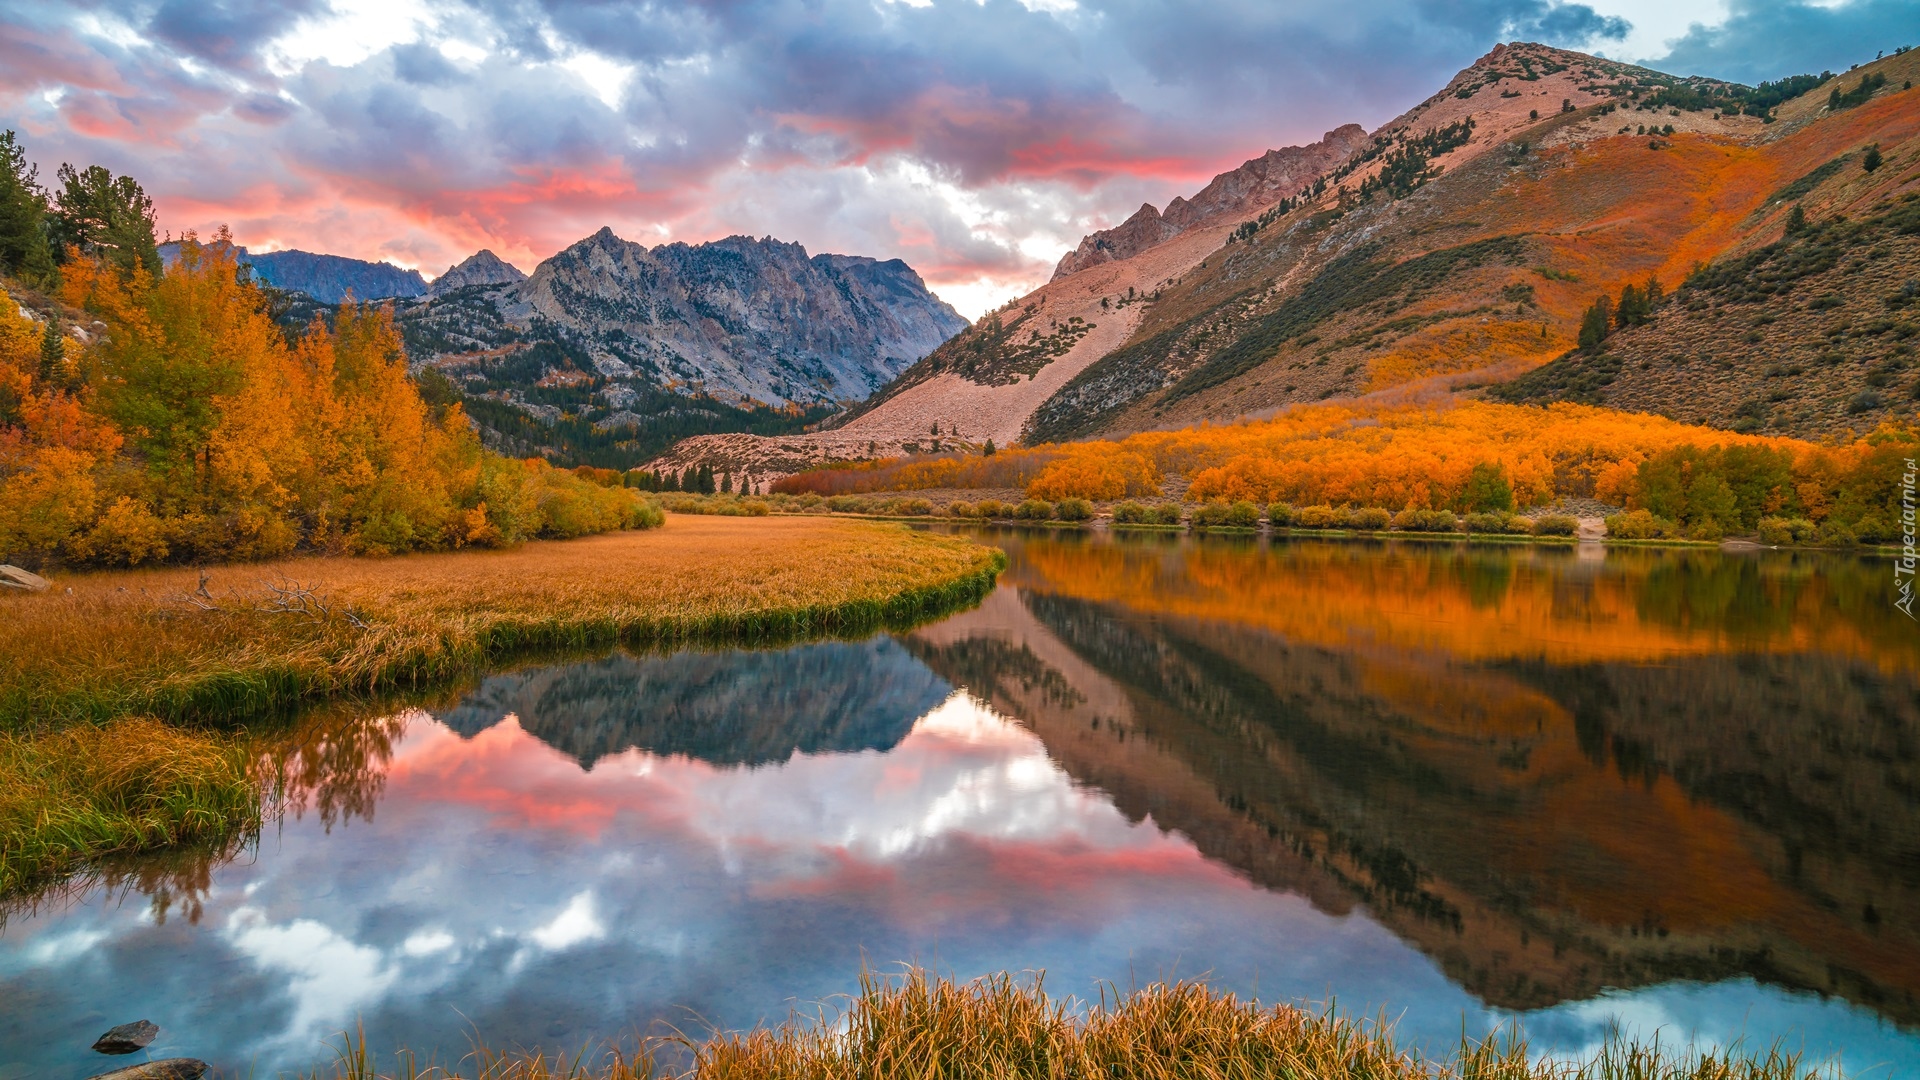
779;399;1918;544
1495;90;1920;435
1029;44;1920;442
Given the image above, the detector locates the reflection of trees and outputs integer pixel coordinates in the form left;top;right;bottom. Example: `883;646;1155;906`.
914;535;1920;1025
433;639;952;769
256;703;412;832
1;831;256;931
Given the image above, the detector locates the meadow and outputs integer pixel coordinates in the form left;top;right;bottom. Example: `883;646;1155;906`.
0;516;1005;892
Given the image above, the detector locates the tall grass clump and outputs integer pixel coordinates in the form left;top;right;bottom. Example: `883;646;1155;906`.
301;969;1841;1080
0;718;259;894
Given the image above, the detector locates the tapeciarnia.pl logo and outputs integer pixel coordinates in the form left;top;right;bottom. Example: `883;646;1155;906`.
1899;457;1917;620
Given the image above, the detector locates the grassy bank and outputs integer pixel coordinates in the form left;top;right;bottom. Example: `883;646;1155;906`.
0;517;1003;892
318;968;1835;1080
0;718;259;895
1;516;1004;731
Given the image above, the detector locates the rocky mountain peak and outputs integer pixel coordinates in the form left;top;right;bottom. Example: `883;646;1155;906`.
413;229;968;407
428;249;527;296
1052;125;1370;280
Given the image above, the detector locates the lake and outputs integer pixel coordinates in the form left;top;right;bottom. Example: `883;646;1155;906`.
2;530;1917;1077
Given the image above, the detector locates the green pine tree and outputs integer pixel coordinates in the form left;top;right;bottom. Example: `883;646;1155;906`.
50;163;160;275
1785;204;1808;235
1577;295;1613;350
39;316;64;386
0;131;54;283
1863;144;1883;173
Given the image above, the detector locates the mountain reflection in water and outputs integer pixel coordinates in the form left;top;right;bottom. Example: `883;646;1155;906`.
0;533;1915;1078
432;638;951;767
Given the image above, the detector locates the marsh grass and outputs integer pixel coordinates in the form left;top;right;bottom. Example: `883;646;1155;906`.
305;969;1838;1080
0;717;259;895
1;517;1005;731
0;518;1002;893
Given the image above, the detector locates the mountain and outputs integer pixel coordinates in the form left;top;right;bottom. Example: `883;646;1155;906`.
158;241;430;305
428;249;525;296
1024;45;1920;444
247;249;427;303
1051;125;1370;279
391;229;967;469
481;229;967;404
645;42;1920;480
644;125;1379;476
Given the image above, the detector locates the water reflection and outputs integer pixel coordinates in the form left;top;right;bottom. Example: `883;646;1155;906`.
433;638;951;767
0;534;1915;1078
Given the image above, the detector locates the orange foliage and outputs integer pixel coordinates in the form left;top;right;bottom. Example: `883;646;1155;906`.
0;237;651;567
797;398;1912;525
1364;319;1556;392
1008;534;1917;674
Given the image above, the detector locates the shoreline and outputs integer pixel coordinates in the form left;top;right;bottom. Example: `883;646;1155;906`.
0;518;1006;896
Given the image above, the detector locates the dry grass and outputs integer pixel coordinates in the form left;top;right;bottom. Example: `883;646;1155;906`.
1;516;1004;731
312;968;1836;1080
0;717;258;895
0;517;1001;894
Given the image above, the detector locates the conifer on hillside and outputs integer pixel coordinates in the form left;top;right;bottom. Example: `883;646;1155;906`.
0;132;54;284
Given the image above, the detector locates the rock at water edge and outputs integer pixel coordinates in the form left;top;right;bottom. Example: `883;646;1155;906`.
85;1060;208;1080
92;1019;161;1054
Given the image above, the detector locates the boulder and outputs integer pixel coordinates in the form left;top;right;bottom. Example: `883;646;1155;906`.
85;1060;207;1080
0;564;49;591
92;1020;160;1054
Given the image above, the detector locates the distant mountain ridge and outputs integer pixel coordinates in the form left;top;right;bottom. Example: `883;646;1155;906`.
407;228;968;407
169;244;431;304
1052;125;1371;280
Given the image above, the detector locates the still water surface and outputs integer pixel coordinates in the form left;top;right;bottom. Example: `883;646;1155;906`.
2;531;1918;1076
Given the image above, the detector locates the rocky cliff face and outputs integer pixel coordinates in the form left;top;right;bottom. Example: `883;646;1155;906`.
428;249;525;296
1051;125;1370;280
421;229;968;406
244;250;428;303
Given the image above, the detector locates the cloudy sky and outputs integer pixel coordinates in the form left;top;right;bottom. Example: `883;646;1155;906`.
2;0;1915;316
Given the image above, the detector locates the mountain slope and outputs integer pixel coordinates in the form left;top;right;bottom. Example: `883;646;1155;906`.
1051;125;1370;279
1492;57;1920;436
652;42;1920;479
645;124;1375;475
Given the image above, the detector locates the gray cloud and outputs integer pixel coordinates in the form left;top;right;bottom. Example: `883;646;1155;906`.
2;0;1904;313
1651;0;1920;83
